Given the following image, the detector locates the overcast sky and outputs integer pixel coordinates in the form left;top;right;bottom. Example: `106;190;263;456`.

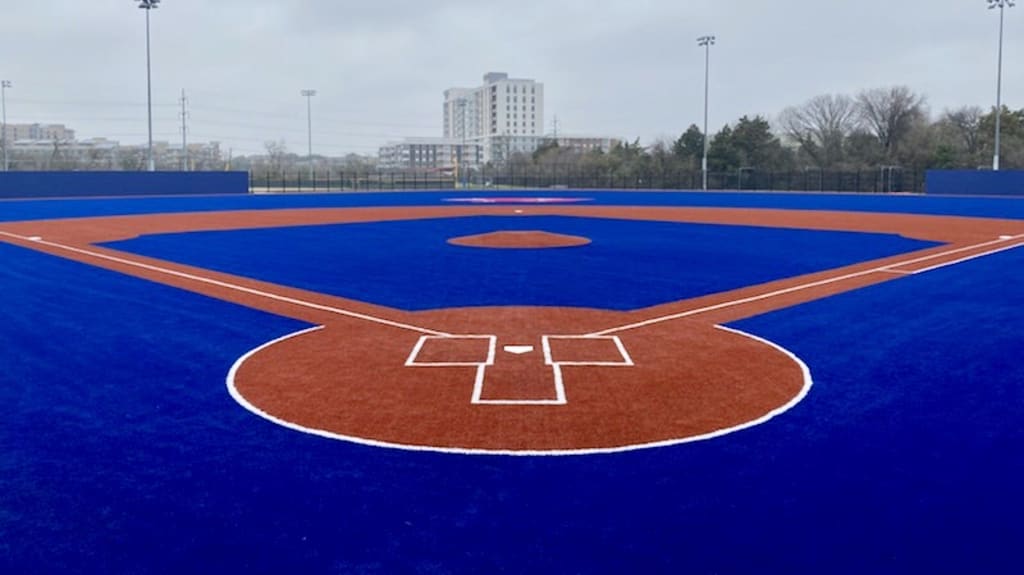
0;0;1021;157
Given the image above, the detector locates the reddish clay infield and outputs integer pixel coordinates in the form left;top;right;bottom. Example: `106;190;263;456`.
3;205;1023;454
448;230;591;249
231;310;805;452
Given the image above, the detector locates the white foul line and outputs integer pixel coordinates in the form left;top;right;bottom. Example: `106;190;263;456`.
589;234;1024;337
895;241;1024;275
0;230;450;337
4;228;1021;345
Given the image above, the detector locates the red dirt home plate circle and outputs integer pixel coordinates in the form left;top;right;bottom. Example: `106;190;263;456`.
228;307;812;456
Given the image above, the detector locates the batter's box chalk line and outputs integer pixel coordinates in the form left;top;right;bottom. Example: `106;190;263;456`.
405;334;633;406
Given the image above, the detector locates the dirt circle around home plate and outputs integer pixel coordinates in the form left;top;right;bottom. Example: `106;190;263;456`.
228;309;811;455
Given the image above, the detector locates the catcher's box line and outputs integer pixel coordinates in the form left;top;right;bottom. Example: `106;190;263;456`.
405;334;634;405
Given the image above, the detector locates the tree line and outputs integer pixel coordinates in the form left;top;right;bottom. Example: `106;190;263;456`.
516;86;1023;176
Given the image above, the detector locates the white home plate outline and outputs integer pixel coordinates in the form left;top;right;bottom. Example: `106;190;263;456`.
404;334;634;406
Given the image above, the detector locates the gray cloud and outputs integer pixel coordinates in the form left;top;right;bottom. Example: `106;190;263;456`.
0;0;1020;156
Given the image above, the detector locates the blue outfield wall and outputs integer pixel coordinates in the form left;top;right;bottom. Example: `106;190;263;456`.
926;169;1024;196
0;171;249;199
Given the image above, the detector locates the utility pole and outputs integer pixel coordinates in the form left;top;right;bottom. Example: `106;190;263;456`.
179;89;189;171
1;80;10;172
553;115;559;140
989;0;1015;171
301;89;316;181
698;35;716;191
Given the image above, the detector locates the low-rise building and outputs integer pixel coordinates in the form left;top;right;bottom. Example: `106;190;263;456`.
547;135;621;153
379;137;482;171
2;123;76;144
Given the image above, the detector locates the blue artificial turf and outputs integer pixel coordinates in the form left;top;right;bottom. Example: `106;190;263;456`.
101;215;940;311
2;200;1023;574
3;189;1024;222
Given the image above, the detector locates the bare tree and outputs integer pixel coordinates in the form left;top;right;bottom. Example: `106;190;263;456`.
855;86;927;159
778;94;858;168
116;147;148;171
264;139;289;173
939;106;984;158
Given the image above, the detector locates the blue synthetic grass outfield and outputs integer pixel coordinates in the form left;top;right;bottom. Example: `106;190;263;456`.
5;189;1024;222
102;215;940;311
2;191;1023;573
2;225;1023;573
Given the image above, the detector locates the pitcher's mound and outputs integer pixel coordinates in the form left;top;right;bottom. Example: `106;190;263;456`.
448;230;591;249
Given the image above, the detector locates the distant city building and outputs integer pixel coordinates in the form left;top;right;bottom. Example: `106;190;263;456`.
3;123;76;144
3;120;225;170
443;72;545;164
378;137;482;171
548;135;622;153
10;137;119;170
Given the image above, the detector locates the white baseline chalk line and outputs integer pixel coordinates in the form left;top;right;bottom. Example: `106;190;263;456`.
3;229;1021;340
589;234;1024;337
897;241;1024;275
0;230;450;337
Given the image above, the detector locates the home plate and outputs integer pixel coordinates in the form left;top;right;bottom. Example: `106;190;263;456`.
504;345;534;355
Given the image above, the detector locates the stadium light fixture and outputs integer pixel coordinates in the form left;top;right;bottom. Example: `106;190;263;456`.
1;80;10;172
697;35;716;191
301;89;317;181
138;0;160;172
989;0;1015;171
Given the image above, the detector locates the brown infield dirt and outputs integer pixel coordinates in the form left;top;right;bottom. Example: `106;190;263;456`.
448;230;591;249
2;205;1022;453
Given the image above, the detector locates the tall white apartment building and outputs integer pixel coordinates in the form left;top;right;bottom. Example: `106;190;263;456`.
444;72;544;164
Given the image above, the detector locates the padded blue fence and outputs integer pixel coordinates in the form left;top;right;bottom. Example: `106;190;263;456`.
926;170;1024;196
0;171;249;199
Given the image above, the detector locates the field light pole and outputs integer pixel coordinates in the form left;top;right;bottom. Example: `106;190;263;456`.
1;80;10;172
698;35;716;191
989;0;1015;171
301;89;316;181
138;0;160;172
458;98;468;188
